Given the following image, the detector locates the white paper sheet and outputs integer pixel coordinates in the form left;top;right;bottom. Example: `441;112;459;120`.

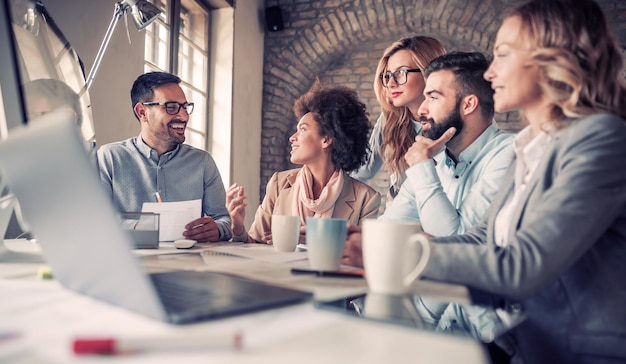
204;244;309;264
142;199;201;241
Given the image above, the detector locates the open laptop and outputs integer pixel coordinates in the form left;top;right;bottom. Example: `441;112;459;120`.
0;110;312;324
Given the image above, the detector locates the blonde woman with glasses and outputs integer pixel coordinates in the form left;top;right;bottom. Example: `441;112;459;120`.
352;36;446;201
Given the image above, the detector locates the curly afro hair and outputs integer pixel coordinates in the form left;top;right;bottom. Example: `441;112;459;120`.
293;80;372;173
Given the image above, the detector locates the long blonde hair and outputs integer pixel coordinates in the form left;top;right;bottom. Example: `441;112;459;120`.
508;0;626;127
374;36;446;180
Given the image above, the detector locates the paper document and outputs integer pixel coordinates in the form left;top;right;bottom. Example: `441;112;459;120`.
204;244;308;264
142;199;201;241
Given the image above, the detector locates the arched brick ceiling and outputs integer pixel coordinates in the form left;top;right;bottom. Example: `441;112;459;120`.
260;0;510;191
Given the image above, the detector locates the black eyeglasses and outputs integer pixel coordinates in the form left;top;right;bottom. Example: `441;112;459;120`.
379;68;421;88
142;101;194;115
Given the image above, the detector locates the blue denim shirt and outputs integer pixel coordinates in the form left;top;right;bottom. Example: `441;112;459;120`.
380;122;514;236
96;135;232;240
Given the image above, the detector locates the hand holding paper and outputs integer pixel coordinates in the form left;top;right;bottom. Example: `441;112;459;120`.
184;216;220;242
142;199;201;241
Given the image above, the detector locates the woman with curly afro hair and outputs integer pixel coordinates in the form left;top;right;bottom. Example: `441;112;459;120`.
227;80;381;244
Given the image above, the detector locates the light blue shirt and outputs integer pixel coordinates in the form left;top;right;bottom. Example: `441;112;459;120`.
351;113;422;194
96;135;232;240
380;122;514;236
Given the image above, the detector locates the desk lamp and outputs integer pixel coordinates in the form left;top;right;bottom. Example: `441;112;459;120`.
82;0;162;92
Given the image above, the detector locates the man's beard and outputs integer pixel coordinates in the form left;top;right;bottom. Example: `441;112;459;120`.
421;100;464;140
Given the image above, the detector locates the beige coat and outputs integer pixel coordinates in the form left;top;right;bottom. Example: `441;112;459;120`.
248;168;381;243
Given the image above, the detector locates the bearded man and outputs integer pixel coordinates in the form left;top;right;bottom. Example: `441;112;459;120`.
377;51;514;236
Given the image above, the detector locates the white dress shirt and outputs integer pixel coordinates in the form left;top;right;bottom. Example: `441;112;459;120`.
494;126;552;246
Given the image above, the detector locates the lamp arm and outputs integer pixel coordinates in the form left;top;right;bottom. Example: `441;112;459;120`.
81;2;128;93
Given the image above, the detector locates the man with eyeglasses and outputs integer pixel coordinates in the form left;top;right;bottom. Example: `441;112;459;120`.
96;71;232;242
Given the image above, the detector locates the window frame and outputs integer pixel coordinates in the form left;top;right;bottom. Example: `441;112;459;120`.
143;0;213;151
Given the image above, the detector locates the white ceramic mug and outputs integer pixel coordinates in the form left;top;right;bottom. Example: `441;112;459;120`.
306;217;348;271
271;215;301;252
362;219;431;295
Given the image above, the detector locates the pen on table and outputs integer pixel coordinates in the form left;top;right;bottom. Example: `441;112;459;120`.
191;217;212;229
290;267;364;278
155;191;163;203
73;332;243;355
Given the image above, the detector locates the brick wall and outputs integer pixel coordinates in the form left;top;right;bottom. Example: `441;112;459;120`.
260;0;626;207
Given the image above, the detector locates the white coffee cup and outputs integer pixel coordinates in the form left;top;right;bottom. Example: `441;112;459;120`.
306;217;348;271
362;219;431;295
271;215;301;252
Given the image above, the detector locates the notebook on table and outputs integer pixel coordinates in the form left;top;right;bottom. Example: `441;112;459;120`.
0;110;311;324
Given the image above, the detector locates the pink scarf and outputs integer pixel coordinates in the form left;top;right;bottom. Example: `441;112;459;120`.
292;166;344;226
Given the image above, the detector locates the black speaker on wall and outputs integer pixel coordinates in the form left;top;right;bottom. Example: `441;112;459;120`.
265;6;284;32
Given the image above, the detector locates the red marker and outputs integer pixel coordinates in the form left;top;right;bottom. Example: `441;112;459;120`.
73;332;243;355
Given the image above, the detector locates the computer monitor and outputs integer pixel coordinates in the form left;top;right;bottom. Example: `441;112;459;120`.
0;0;95;142
0;0;95;245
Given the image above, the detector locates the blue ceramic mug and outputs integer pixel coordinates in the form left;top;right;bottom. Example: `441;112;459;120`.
305;217;348;271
